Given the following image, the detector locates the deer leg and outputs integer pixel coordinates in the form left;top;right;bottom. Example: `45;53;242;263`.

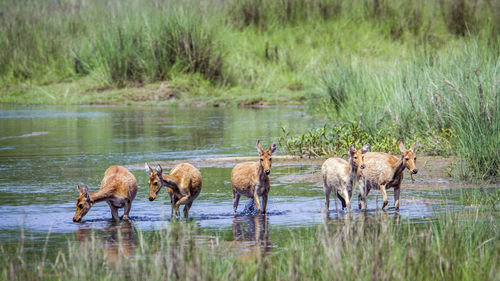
107;201;119;221
394;187;401;210
324;183;332;211
342;187;351;209
122;199;131;220
253;190;262;214
232;189;241;213
183;201;193;219
171;196;178;218
336;192;347;209
175;195;190;217
358;180;366;210
380;184;388;209
262;193;269;214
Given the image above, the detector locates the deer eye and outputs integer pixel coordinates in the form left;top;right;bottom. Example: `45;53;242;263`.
269;158;272;161
354;156;357;159
78;204;83;209
414;157;417;161
260;158;263;161
153;182;158;186
405;157;409;161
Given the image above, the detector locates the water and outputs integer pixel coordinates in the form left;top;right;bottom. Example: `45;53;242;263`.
0;105;475;257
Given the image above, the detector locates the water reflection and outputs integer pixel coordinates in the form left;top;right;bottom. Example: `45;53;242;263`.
75;220;137;266
232;215;272;258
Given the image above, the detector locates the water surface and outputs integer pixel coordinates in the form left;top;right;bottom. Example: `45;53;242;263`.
0;105;481;257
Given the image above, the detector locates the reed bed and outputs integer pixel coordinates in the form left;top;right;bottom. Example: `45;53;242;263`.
1;206;498;280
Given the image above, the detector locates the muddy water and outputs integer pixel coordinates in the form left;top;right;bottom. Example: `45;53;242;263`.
0;105;479;257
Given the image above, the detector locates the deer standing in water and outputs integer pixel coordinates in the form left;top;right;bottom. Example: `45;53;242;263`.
231;140;276;214
73;165;138;222
145;162;202;218
322;144;370;210
358;140;418;210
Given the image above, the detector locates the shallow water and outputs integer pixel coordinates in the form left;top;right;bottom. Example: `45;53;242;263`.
0;105;487;257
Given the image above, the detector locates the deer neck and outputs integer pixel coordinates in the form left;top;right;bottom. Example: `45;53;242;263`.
161;174;180;192
389;157;406;183
89;188;114;203
347;159;359;189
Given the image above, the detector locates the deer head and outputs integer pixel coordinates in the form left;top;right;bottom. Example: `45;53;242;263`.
349;143;370;171
73;184;92;222
257;140;276;175
145;163;163;201
399;140;418;174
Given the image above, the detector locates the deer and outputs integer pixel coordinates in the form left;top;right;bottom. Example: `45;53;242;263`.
231;140;276;214
145;162;202;218
358;140;418;211
321;144;370;211
73;165;138;222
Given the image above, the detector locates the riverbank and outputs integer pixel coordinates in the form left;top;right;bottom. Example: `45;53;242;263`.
0;77;309;107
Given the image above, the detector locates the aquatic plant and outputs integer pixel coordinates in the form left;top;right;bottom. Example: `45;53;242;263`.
278;123;451;158
1;208;498;280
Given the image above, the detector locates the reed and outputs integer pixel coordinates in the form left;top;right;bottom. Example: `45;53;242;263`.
1;206;498;280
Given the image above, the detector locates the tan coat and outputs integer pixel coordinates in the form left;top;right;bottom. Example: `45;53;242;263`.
147;162;202;218
73;165;138;222
358;141;418;210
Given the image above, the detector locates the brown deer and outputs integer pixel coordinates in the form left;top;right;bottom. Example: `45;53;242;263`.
73;165;138;222
322;144;370;210
231;140;276;214
145;162;202;218
358;140;418;210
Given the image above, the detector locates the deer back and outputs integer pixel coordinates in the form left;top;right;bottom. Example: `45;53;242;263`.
169;163;202;195
362;152;401;187
101;165;138;200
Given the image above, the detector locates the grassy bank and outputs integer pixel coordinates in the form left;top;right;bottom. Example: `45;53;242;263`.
1;0;499;106
280;40;498;181
1;206;498;280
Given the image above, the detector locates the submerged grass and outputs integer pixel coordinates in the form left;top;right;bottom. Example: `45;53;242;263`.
1;207;498;280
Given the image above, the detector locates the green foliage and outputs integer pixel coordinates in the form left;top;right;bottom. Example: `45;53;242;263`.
460;188;500;209
0;0;225;87
278;123;452;158
311;41;498;181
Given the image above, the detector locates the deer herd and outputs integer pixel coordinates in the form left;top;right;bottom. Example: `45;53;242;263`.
73;140;418;223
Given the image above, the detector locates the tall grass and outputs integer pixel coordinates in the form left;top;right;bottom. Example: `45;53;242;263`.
1;209;498;280
0;0;225;87
1;0;499;86
306;40;498;181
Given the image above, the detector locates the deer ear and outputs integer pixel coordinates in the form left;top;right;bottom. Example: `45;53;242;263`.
270;142;277;154
399;140;405;153
83;185;90;202
256;140;264;154
410;141;418;153
156;164;163;176
349;145;355;156
361;143;370;154
145;163;153;175
77;184;83;195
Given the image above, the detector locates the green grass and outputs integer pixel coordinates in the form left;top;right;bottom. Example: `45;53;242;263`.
1;207;499;280
278;123;453;158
